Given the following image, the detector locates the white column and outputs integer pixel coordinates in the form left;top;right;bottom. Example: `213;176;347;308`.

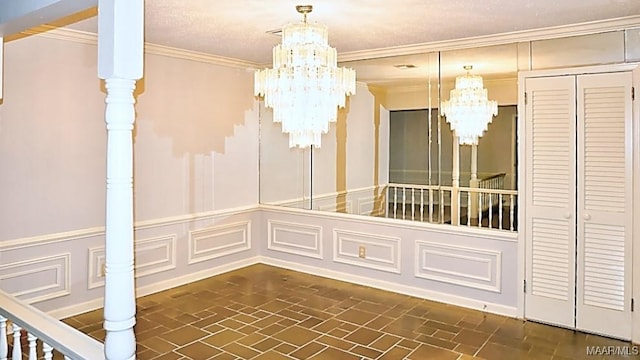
97;1;143;359
451;134;460;225
469;143;479;219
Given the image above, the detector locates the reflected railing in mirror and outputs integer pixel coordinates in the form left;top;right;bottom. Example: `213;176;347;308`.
387;174;517;232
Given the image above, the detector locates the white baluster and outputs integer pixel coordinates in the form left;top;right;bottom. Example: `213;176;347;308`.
384;186;389;218
466;190;471;226
402;187;406;220
411;188;415;220
0;316;7;360
420;189;424;222
11;324;21;360
488;193;493;229
429;188;433;222
27;333;37;360
439;190;444;224
0;315;9;360
510;194;515;231
43;342;53;360
478;193;483;227
498;194;504;230
393;187;398;218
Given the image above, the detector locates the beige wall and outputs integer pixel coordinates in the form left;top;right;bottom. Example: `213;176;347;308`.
0;34;259;241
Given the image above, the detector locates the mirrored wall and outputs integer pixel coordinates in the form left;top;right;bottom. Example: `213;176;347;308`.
258;27;640;224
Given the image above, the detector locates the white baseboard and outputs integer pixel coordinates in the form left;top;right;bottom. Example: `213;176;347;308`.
48;298;106;320
48;255;517;320
48;257;261;319
259;256;519;318
135;256;261;298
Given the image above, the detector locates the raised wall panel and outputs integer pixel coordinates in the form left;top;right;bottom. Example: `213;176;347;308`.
87;248;105;289
415;241;502;293
333;229;401;273
267;220;323;259
88;235;177;289
188;221;251;264
0;253;70;303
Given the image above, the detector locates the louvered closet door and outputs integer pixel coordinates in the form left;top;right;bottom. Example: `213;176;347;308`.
575;72;632;339
524;76;577;328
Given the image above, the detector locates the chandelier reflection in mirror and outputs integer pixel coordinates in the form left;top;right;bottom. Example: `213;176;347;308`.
441;65;498;145
254;5;356;149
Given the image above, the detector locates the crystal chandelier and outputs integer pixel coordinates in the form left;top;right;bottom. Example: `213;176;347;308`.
441;65;498;145
254;5;356;149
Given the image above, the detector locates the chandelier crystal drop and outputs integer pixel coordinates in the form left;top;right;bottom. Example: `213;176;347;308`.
441;65;498;145
254;5;356;149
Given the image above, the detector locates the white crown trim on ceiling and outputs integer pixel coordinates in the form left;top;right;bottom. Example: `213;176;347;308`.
18;15;640;68
337;15;640;62
19;25;258;70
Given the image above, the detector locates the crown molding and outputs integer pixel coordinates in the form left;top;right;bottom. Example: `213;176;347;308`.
17;15;640;68
144;43;258;69
338;15;640;62
19;25;261;69
20;25;97;45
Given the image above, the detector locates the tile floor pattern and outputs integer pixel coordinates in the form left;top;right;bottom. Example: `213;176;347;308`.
63;264;638;359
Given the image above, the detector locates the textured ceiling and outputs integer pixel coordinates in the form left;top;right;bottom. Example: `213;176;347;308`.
53;1;640;87
62;0;640;64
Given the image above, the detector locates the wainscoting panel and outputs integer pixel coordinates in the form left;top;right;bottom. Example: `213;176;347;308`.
0;253;70;303
188;220;251;264
135;235;177;277
1;207;259;317
267;220;323;259
333;229;401;273
260;205;518;316
88;235;177;289
87;247;105;290
415;241;502;293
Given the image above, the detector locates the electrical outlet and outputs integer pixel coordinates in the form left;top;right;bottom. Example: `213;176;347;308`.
358;245;366;259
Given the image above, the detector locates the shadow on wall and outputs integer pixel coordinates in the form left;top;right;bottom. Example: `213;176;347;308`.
129;59;256;216
335;98;350;213
137;56;254;156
